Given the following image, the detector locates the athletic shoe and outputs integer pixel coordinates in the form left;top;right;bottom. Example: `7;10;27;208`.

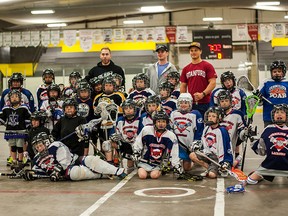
6;156;13;166
200;169;209;177
118;172;127;180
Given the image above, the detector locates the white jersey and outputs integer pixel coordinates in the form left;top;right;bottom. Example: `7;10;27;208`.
220;109;246;151
202;125;233;164
133;126;181;168
140;112;153;127
170;110;204;147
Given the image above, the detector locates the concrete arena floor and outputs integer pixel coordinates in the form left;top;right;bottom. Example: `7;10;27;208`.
0;113;287;216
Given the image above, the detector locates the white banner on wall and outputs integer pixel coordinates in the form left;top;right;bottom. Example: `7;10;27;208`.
51;30;60;46
124;28;134;42
145;28;155;41
113;29;123;42
63;30;77;47
273;23;285;38
22;31;31;47
236;24;248;40
12;32;22;47
41;31;51;46
135;28;145;42
79;30;93;52
155;27;166;42
103;29;112;43
259;24;273;42
176;26;188;42
93;29;103;44
31;31;40;47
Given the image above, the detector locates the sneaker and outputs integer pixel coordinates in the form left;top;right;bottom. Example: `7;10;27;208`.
118;172;127;180
6;156;13;166
200;169;209;177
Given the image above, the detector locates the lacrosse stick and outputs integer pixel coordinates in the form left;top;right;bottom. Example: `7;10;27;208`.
241;95;260;171
236;75;272;104
195;151;247;182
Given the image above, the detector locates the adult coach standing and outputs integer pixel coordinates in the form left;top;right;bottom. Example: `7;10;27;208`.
85;47;125;87
146;44;178;94
180;42;217;117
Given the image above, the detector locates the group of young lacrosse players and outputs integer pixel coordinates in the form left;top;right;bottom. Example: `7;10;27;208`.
0;60;287;185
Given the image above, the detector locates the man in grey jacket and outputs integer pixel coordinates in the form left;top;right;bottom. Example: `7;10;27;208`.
146;45;178;94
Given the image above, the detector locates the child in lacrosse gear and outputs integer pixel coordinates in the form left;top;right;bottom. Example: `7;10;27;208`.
112;73;127;97
89;77;103;100
210;71;247;115
159;81;177;116
170;93;204;171
132;109;182;179
104;99;143;171
36;68;55;110
167;71;181;100
0;89;31;170
52;98;89;156
247;104;288;185
27;132;126;181
127;73;155;113
0;72;36;113
189;106;233;178
256;60;288;127
62;71;82;99
76;80;95;122
140;95;161;128
217;90;246;161
25;111;50;161
40;83;64;131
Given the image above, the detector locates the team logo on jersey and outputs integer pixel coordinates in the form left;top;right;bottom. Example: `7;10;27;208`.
269;85;286;98
204;133;217;148
174;121;191;133
8;112;19;126
40;90;48;101
77;103;90;117
150;148;163;160
270;136;288;151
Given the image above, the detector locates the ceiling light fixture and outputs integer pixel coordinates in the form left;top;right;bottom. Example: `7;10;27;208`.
140;6;165;12
123;20;144;24
31;10;55;14
202;17;223;21
256;1;280;6
47;23;67;27
285;15;288;19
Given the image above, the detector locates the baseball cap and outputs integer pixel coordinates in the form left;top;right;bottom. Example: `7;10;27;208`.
188;42;201;50
156;44;168;52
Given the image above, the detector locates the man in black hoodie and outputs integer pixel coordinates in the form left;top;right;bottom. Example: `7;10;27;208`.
85;47;125;88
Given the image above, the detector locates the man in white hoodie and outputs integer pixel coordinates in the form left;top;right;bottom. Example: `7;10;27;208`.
146;44;178;94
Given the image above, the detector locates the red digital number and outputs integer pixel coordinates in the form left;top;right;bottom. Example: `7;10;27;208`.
208;43;222;52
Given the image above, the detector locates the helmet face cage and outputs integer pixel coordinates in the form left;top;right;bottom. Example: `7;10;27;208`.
177;93;193;113
42;69;55;83
63;98;78;111
121;99;137;118
102;77;116;91
8;89;22;103
47;84;61;99
270;60;287;81
145;95;161;114
217;90;232;110
271;104;288;125
89;77;102;87
31;111;47;125
69;71;82;84
204;107;225;125
167;71;180;85
220;71;236;89
8;73;24;88
159;81;174;97
77;81;91;98
112;74;123;86
152;109;169;125
32;132;53;156
132;73;150;90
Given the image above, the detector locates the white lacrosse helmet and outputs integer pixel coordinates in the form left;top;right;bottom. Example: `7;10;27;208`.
177;93;193;113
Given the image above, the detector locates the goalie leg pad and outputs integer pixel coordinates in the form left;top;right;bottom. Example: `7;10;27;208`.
68;165;102;181
82;155;121;175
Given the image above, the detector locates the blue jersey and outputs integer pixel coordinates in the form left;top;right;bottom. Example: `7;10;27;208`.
202;125;233;165
76;98;95;122
140;112;153;129
210;87;247;115
171;88;180;100
36;84;49;110
0;88;35;113
252;124;288;171
258;78;288;122
133;125;181;167
127;88;155;102
161;98;177;116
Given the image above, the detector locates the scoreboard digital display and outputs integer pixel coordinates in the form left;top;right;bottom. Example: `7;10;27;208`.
192;30;233;59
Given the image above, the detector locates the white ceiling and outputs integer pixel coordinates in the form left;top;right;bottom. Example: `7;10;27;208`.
0;0;288;31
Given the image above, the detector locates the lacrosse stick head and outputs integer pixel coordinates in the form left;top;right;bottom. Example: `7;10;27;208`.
245;95;260;119
236;75;255;92
230;167;248;182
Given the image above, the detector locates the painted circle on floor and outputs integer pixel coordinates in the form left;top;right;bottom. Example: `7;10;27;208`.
134;187;196;198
